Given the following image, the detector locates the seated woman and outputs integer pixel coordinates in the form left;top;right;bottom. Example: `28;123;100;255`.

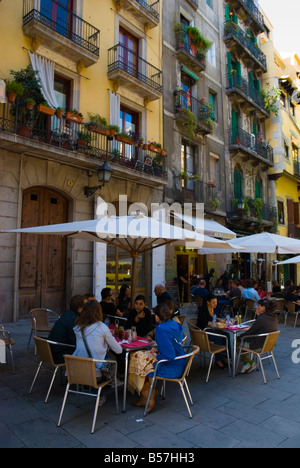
73;300;123;378
115;285;131;317
126;295;155;338
196;294;230;369
132;302;186;413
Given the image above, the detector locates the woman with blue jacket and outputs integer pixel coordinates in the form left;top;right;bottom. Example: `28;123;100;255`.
133;302;185;413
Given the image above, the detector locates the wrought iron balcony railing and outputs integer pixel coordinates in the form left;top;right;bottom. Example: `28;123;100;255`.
175;27;207;71
224;21;267;72
108;43;162;94
174;89;213;134
0;100;167;180
229;127;274;164
23;0;100;57
228;198;277;224
135;0;160;20
226;73;267;115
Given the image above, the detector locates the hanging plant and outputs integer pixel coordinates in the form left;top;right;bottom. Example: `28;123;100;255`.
183;108;198;140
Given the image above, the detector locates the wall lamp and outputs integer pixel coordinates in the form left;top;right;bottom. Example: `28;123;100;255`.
84;162;113;197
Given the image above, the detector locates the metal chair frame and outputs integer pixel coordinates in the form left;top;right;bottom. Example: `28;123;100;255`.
58;355;119;434
143;345;199;419
29;336;75;403
236;331;280;384
27;308;60;352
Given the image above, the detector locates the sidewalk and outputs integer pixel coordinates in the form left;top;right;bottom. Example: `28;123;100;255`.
1;312;300;448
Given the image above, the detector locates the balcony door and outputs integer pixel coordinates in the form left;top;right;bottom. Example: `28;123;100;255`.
119;27;139;77
41;0;73;37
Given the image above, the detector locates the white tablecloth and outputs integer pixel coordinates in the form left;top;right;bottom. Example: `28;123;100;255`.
0;339;6;363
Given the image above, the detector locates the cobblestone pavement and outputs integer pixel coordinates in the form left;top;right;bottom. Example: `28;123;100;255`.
1;311;300;448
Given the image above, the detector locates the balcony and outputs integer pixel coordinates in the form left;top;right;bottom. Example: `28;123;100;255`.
23;0;99;67
227;198;278;230
294;160;300;177
173;177;225;211
226;74;269;118
113;0;160;31
107;44;162;102
224;22;267;73
174;90;213;136
225;0;265;34
186;0;199;10
229;128;274;166
0;101;167;186
175;28;207;74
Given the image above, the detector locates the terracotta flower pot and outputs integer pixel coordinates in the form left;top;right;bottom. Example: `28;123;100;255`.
37;104;55;116
7;92;16;104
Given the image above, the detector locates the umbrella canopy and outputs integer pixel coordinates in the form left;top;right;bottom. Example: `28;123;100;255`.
173;213;236;240
2;213;243;304
277;255;300;265
199;232;300;255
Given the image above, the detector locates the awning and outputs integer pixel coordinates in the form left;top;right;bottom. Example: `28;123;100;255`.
180;65;199;82
173;213;237;240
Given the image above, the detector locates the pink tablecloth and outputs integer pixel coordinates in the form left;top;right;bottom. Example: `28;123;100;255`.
116;337;155;350
226;325;251;332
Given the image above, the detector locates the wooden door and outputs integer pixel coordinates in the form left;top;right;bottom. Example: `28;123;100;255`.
19;187;68;317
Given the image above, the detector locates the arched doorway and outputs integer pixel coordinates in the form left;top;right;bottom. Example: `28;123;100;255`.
19;187;68;317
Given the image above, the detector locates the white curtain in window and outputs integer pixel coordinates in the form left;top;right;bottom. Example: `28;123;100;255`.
29;51;59;109
109;90;120;127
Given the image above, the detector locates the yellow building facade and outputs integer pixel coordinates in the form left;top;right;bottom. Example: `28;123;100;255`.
0;0;166;321
261;12;300;284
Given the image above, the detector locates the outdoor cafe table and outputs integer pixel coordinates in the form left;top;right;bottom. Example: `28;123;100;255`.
115;336;156;412
208;323;252;378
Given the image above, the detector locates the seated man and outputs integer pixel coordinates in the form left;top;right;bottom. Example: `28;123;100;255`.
238;298;278;374
154;284;173;304
193;280;209;299
227;280;242;299
48;295;86;364
100;287;123;321
241;279;261;306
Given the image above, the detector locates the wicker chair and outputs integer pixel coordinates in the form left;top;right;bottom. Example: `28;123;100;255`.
236;331;280;384
0;325;16;374
27;308;60;351
143;345;199;418
273;298;287;324
189;328;231;382
29;336;74;403
58;355;119;434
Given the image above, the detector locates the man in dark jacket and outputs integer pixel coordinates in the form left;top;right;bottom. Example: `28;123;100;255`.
48;295;86;363
239;298;278;374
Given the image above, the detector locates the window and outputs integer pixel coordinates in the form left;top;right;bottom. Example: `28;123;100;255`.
181;142;195;191
209;91;217;121
120;106;139;160
284;141;290;159
119;27;139;76
180;71;193;110
210;153;219;189
106;246;146;292
277;201;285;225
51;74;71;130
207;42;216;67
292;143;299;162
290;101;296;118
234;167;243;198
41;0;72;37
280;92;286;108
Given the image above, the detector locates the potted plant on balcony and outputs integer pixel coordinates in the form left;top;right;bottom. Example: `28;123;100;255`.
66;109;84;124
77;130;92;148
185;26;211;54
115;131;134;145
173;22;185;47
37;101;55;116
25;97;36;110
208;197;221;211
6;80;25;103
86;113;119;136
55;107;64;119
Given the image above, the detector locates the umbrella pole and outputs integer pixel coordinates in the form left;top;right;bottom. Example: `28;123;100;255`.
131;252;139;309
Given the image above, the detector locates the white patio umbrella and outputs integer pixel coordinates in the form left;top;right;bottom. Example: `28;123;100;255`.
2;213;243;303
277;255;300;265
199;232;300;255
